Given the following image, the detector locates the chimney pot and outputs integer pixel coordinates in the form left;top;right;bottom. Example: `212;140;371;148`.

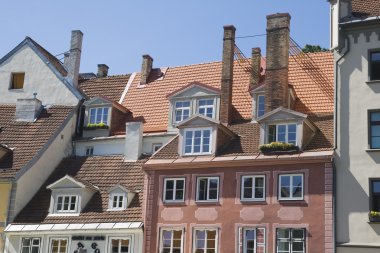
140;54;153;85
265;13;291;112
220;25;236;125
97;64;109;78
66;30;83;89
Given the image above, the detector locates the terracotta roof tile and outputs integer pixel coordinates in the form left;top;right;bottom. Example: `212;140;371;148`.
79;75;130;102
13;156;145;224
352;0;380;18
0;105;74;179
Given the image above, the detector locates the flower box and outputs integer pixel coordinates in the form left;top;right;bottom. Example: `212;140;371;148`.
259;142;299;154
369;211;380;222
83;123;109;130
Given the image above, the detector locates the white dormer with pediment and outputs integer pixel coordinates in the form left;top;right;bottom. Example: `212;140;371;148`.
107;184;136;211
46;175;98;216
257;107;317;150
177;114;235;156
83;96;128;138
167;82;221;132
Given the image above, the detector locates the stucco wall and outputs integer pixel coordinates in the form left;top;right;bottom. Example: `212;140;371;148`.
0;44;78;106
335;26;380;249
0;182;12;252
145;161;331;253
9;112;77;221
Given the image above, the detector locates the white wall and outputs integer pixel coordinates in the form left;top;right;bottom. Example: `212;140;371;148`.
0;45;78;106
11;112;77;220
335;28;380;248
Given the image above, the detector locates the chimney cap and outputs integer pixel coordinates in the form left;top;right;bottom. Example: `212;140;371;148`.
266;13;291;20
142;54;153;60
252;47;261;54
223;25;236;31
97;64;109;69
71;30;83;35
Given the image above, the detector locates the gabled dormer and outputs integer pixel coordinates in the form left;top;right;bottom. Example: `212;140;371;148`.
46;175;98;216
177;114;235;156
257;107;317;150
107;184;137;211
167;82;221;132
83;96;128;138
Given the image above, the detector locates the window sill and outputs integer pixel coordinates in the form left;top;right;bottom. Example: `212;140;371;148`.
48;213;80;217
278;198;305;202
366;80;380;84
240;200;267;205
8;89;24;92
365;149;380;152
195;201;220;206
163;201;186;206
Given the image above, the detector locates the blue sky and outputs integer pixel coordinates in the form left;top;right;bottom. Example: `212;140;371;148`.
0;1;330;75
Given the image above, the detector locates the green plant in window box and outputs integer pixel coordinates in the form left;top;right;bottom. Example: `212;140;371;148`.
83;122;109;130
369;211;380;222
259;142;299;154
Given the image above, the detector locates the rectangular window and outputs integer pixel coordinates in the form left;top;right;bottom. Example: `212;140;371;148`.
89;107;109;125
257;95;265;118
110;193;126;210
196;177;219;202
193;229;217;253
56;195;77;212
198;99;214;118
110;238;130;253
175;101;191;123
279;174;304;200
276;228;305;253
50;239;68;253
160;229;183;253
370;51;380;81
370;179;380;211
239;228;266;253
10;73;25;89
184;128;211;155
241;175;265;201
164;178;185;202
86;146;94;156
369;111;380;149
152;143;163;153
21;238;41;253
268;124;297;145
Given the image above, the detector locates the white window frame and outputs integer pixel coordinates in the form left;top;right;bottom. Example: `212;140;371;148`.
256;94;265;118
174;100;191;123
278;174;304;201
86;146;94;156
159;228;184;253
55;195;78;213
241;227;266;253
241;175;265;201
193;228;218;253
269;124;297;145
109;193;127;210
276;228;305;253
49;238;68;253
89;107;109;125
163;178;186;203
183;127;212;155
196;177;219;202
152;143;163;153
197;98;215;118
108;237;131;253
20;237;41;253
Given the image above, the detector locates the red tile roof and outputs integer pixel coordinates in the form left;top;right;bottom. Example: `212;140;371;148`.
0;105;75;179
13;156;145;224
352;0;380;18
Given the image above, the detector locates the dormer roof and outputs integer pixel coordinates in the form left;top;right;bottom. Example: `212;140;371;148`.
108;184;137;194
177;114;220;128
167;81;221;99
257;107;307;123
46;174;98;191
83;95;128;113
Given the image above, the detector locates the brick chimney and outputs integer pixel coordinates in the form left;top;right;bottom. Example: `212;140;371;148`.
265;13;290;112
140;54;153;85
250;47;261;89
220;25;236;125
97;64;109;78
66;30;83;89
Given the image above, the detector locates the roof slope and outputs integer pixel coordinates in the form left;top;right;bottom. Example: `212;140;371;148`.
79;75;130;101
0;105;74;179
352;0;380;18
13;156;145;224
121;52;333;132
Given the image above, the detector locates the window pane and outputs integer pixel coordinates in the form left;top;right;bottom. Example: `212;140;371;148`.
371;112;380;122
372;125;380;136
373;181;380;193
268;125;276;143
176;180;184;190
196;230;206;249
198;179;207;200
280;176;290;187
292;176;303;188
277;229;290;239
288;124;297;133
277;241;289;251
372;137;380;148
292;229;304;239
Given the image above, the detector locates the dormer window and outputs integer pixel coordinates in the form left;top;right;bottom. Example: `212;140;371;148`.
89;107;109;125
198;99;214;118
56;195;78;213
268;123;297;145
175;101;191;123
109;193;127;210
184;128;211;155
257;95;265;118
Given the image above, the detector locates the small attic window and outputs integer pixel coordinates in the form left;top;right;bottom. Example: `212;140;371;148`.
183;128;212;155
268;123;297;145
89;107;109;125
10;73;25;89
109;193;127;210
